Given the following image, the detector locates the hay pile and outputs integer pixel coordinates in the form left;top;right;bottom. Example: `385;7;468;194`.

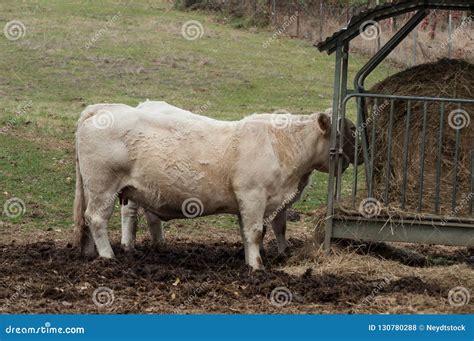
366;59;473;217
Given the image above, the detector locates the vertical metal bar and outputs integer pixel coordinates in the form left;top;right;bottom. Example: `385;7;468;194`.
368;98;378;199
452;104;461;212
383;100;394;204
336;44;350;201
351;105;360;208
434;102;445;215
470;147;473;215
413;28;417;66
323;43;343;252
336;118;344;200
418;101;428;212
401;100;411;209
376;0;381;52
357;97;371;197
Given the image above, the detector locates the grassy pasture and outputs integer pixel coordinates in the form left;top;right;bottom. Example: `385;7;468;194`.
0;0;397;232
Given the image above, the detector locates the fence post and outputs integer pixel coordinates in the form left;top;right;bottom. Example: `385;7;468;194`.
413;27;417;66
448;11;453;58
271;0;276;26
296;11;300;37
319;1;324;42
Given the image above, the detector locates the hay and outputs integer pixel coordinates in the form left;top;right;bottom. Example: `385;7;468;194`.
366;59;473;216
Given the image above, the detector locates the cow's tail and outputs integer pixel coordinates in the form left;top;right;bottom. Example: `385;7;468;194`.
73;106;97;251
73;149;88;250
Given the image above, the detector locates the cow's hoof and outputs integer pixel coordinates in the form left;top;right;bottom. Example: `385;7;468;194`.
121;244;135;253
279;247;292;257
249;257;264;271
98;250;115;259
152;241;166;249
247;264;265;273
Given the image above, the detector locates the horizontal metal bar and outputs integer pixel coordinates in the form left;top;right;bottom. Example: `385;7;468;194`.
332;219;474;247
343;93;474;105
340;214;474;225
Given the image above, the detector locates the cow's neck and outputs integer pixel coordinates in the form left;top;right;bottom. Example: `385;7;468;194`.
270;120;322;184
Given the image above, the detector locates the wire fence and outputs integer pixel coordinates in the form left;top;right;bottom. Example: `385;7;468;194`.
175;0;474;66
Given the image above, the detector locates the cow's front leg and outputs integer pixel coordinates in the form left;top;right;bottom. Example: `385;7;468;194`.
144;211;165;246
271;209;287;254
237;192;266;270
260;223;267;256
239;216;266;261
121;200;139;251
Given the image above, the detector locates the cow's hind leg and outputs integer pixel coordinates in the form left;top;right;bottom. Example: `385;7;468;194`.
85;193;116;259
81;226;97;258
238;215;249;263
144;211;165;246
237;191;266;270
121;200;139;251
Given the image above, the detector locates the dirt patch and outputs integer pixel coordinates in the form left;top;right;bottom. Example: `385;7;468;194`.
1;230;470;314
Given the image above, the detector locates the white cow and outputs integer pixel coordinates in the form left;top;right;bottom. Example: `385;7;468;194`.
74;104;359;270
121;101;292;255
120;101;211;251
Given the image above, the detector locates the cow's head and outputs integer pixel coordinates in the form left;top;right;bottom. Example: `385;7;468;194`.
313;112;363;173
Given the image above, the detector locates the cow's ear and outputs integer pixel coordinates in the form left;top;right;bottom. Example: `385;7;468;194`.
317;113;331;137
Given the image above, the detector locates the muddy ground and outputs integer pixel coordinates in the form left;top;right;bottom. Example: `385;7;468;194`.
1;223;472;314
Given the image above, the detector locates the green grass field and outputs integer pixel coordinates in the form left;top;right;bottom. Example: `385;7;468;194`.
0;1;398;232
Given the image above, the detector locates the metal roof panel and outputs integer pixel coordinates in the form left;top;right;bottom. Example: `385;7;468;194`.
316;0;474;54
